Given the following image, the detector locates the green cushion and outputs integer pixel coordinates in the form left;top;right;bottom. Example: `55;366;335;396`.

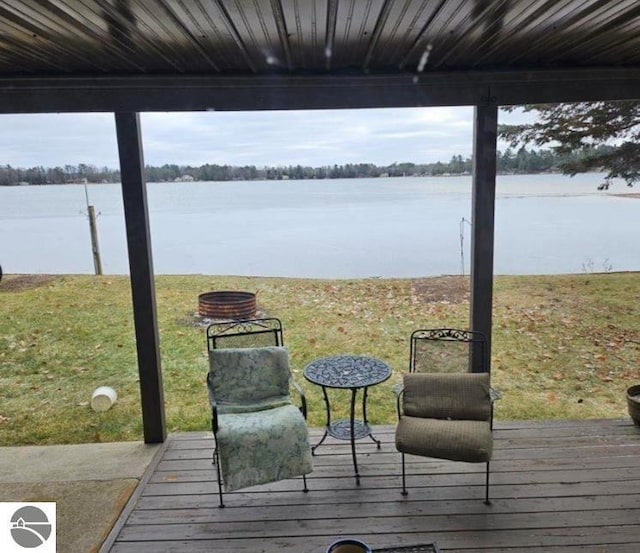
217;404;313;491
208;346;291;413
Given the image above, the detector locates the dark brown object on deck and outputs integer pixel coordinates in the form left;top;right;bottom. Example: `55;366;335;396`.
198;291;256;320
627;384;640;427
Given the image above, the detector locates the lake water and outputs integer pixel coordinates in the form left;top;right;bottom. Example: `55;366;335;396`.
0;174;637;278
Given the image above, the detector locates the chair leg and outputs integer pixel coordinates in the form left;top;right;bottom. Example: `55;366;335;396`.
401;453;408;496
484;461;491;505
214;448;225;508
211;424;218;465
302;473;309;493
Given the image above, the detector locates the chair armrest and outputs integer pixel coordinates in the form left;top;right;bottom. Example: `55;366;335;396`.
396;387;406;420
210;403;219;434
291;378;308;419
206;373;220;433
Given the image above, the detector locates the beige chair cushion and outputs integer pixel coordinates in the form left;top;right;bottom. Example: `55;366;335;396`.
403;372;491;421
396;416;492;463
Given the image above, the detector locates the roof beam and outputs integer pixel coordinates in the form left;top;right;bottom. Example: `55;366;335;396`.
0;67;639;113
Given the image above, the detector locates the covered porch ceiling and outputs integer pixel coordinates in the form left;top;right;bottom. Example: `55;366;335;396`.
1;0;640;112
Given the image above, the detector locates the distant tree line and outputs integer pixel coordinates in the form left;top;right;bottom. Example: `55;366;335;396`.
0;163;116;186
0;146;614;186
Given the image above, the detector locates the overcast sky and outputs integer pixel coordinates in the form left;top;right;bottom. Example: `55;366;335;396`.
1;107;531;169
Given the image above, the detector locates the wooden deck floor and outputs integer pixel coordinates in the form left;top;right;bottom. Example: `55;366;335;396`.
107;419;640;552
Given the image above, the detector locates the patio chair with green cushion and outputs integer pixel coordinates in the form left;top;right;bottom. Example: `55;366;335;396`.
409;328;501;425
206;318;308;463
395;372;494;504
207;345;313;507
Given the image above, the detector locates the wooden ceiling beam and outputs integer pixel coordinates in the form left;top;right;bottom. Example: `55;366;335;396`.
1;67;639;113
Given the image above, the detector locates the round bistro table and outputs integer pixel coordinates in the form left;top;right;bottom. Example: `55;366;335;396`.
303;355;392;485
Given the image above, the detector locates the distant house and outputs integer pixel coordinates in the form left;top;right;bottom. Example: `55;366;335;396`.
174;175;195;182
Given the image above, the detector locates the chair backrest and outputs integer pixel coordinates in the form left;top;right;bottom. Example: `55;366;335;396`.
410;328;487;374
206;317;283;351
403;372;492;421
207;346;291;413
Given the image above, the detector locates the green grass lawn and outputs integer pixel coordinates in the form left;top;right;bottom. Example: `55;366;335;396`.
1;272;638;446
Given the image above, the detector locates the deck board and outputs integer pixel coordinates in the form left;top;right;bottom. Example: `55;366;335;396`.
107;420;640;552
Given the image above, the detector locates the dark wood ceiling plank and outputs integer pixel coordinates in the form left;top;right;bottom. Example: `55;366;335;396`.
281;0;326;68
270;0;292;70
324;0;338;70
0;1;638;85
362;0;393;70
397;0;454;71
369;0;434;69
1;68;638;114
332;0;385;68
152;0;221;71
0;1;113;72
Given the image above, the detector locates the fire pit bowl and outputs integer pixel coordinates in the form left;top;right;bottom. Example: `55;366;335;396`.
198;291;256;320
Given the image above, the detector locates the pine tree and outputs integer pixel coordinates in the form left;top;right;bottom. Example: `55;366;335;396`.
499;101;640;187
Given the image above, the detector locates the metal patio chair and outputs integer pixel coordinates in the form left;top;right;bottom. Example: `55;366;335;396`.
395;328;498;504
207;346;313;507
206;318;308;463
410;328;501;420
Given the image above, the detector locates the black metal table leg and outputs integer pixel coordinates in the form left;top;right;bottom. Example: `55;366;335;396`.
311;386;331;454
350;388;360;485
363;386;382;448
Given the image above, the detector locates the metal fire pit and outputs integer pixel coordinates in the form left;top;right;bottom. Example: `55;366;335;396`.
198;291;256;320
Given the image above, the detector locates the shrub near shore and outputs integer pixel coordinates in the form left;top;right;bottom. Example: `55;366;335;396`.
0;272;638;446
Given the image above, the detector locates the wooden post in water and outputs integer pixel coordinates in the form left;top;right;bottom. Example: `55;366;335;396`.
84;181;102;275
88;205;102;275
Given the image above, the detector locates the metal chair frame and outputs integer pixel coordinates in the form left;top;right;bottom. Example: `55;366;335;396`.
402;328;494;504
205;318;309;505
208;347;309;507
410;327;487;375
206;317;284;351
